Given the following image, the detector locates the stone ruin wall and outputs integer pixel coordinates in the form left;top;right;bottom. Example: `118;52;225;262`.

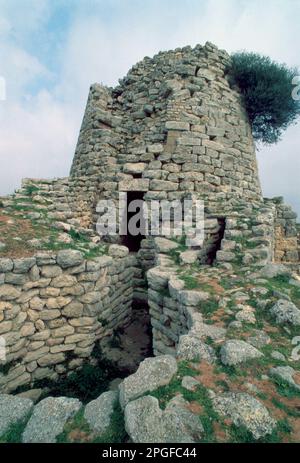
0;42;300;393
0;247;140;393
69;41;262;231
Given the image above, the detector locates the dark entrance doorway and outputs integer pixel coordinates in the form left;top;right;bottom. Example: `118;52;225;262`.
121;191;146;252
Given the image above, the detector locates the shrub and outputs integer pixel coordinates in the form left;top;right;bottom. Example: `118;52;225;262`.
229;52;300;144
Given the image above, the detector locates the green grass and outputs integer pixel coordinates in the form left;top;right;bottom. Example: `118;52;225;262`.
272;397;300;418
0;414;31;443
57;400;128;443
181;274;199;290
57;408;90;443
92;402;127;443
271;375;300;399
24;185;40;196
198;298;219;318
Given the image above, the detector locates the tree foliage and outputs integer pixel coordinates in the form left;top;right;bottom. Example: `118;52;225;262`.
229;52;300;144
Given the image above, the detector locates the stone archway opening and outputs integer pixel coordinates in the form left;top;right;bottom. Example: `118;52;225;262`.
120;190;146;252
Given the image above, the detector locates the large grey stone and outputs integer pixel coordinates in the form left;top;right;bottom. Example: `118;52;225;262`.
108;244;129;258
125;396;163;443
154;237;178;253
14;258;36;273
0;259;13;273
84;391;117;434
177;335;216;363
0;394;33;436
22;396;82;443
212;392;276;439
270;299;300;326
259;263;291;279
220;340;263;366
56;250;84;269
125;394;203;443
119;355;177;408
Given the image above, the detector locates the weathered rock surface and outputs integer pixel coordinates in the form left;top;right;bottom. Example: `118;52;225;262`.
125;394;203;443
22;396;82;443
84;391;117;434
56;250;84;269
212;392;276;439
0;394;33;436
177;335;216;363
269;366;300;391
270;299;300;326
119;355;177;408
220;340;263;366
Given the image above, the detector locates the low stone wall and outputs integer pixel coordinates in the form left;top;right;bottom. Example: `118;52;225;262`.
271;197;300;265
0;246;137;393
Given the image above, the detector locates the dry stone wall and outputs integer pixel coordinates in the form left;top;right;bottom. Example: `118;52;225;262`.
0;247;138;393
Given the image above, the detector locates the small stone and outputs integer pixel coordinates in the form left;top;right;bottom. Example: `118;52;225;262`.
271;351;286;362
56;250;83;269
108;244;129;258
179;251;199;264
181;376;199;391
247;330;271;348
154;237;178;253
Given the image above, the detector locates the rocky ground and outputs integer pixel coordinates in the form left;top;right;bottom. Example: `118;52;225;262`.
0;182;300;443
0;257;299;443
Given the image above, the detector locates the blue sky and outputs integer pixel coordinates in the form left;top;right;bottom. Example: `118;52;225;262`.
0;0;299;215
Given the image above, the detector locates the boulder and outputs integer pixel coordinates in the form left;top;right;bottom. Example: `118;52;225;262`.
0;259;13;273
119;355;177;408
84;391;117;434
56;250;83;269
177;335;216;363
270;299;300;326
108;244;129;258
154;237;178;253
220;340;263;366
22;396;82;443
212;392;276;439
259;263;291;279
14;258;36;273
0;394;33;436
125;394;203;443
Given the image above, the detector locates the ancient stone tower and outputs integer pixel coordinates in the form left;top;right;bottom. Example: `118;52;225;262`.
0;42;299;399
69;41;262;231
